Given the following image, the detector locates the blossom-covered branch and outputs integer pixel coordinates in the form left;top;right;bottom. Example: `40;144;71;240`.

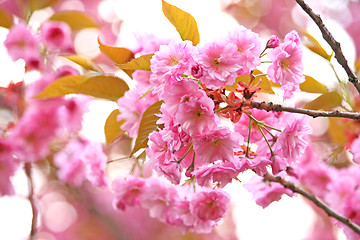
25;163;37;240
238;99;360;120
295;0;360;94
264;173;360;235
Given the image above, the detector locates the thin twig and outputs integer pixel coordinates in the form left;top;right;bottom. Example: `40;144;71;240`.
264;173;360;235
25;163;37;240
238;99;360;120
295;0;360;94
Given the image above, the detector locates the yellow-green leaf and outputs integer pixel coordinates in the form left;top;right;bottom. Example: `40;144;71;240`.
300;75;328;93
34;75;87;99
62;55;100;72
0;8;13;29
98;38;134;65
302;31;332;61
304;91;342;110
50;11;98;31
104;109;125;144
34;75;129;101
225;69;275;94
162;0;200;45
130;101;163;157
29;0;60;12
328;118;348;145
117;54;154;71
68;76;129;101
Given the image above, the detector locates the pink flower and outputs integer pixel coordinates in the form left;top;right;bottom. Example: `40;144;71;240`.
54;138;107;187
0;139;18;196
192;161;239;187
117;89;158;138
275;116;312;159
4;22;43;70
41;21;72;50
195;41;242;89
234;109;279;143
140;177;178;223
112;176;146;210
267;31;304;100
175;94;217;137
193;127;242;163
228;26;262;75
9;106;61;162
150;40;195;84
160;78;202;115
190;189;230;221
4;22;40;61
244;174;295;208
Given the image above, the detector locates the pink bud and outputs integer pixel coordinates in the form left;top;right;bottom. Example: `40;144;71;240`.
191;64;204;78
266;35;280;48
41;21;72;50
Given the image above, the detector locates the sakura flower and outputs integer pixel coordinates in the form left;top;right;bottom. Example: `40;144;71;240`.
54;138;107;187
4;22;40;61
192;161;239;187
117;89;158;138
275;116;312;159
140;177;178;223
267;30;304;100
41;21;72;51
4;22;43;70
150;40;195;84
112;176;146;210
228;26;262;76
195;41;242;89
244;174;295;208
175;94;217;138
189;188;230;233
0;139;18;196
193;127;242;163
160;78;202;115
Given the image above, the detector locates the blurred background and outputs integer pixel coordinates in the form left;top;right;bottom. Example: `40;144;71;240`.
0;0;359;239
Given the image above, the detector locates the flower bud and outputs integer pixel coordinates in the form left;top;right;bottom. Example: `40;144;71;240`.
266;35;280;48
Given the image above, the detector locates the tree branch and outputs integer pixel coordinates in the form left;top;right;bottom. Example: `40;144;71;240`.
237;99;360;120
25;163;38;240
295;0;360;94
264;173;360;235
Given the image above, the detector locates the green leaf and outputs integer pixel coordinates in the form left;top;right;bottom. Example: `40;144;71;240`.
300;75;328;93
117;54;154;71
50;11;98;31
304;91;342;110
34;75;129;101
130;101;163;157
0;8;13;29
62;55;100;72
162;0;200;45
225;69;275;94
302;30;332;61
104;109;125;144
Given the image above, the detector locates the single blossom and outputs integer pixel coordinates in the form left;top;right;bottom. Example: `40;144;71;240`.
275;116;312;159
54;138;108;187
195;41;242;89
227;26;262;76
112;176;146;210
41;21;72;50
267;30;304;100
193;127;242;164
